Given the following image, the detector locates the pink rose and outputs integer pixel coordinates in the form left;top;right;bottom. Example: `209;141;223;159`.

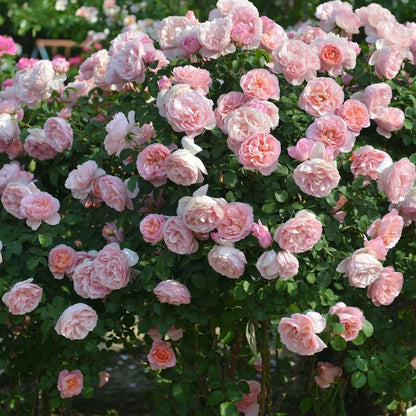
397;188;416;224
275;250;299;280
374;107;405;138
336;247;383;288
140;214;165;244
230;4;262;50
377;158;416;204
54;303;98;340
98;371;110;388
102;222;124;244
217;202;253;242
350;145;392;181
370;46;408;80
338;99;370;135
215;91;249;133
256;249;280;280
278;311;327;356
1;182;38;219
207;245;247;279
153;279;191;305
20;190;60;230
65;160;105;201
367;266;403;306
72;259;112;299
411;357;416;370
136;143;171;187
172;65;212;95
163;216;198;255
315;362;342;389
235;380;261;416
43;117;73;152
298;77;344;117
48;244;77;279
367;209;404;249
94;243;130;290
57;369;83;399
361;83;392;119
329;302;365;341
237;133;281;176
147;340;176;370
24;128;57;160
251;220;272;248
270;39;321;86
274;210;323;254
260;16;287;52
293;158;341;198
287;138;315;162
165;149;207;186
148;325;183;341
246;99;280;129
104;112;130;156
2;278;43;315
0;113;20;152
198;17;235;59
0;161;33;195
0;35;17;56
92;174;132;212
240;69;280;101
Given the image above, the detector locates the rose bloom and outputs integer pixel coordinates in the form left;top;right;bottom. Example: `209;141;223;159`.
411;357;416;370
315;362;342;389
147;340;176;370
72;259;112;299
0;161;33;195
136;143;171;187
165;149;207;186
370;46;408;80
2;278;43;315
397;187;416;225
148;325;183;341
163;216;198;255
140;214;165;244
305;114;355;154
102;222;124;244
54;303;98;340
251;220;272;248
172;65;212;95
377;158;416;204
275;250;299;280
217;202;253;243
24;128;57;160
287;138;315;162
48;244;77;279
298;77;344;117
336;247;383;288
92;174;132;212
238;133;281;176
367;266;403;307
361;82;392;119
375;107;405;139
235;380;261;416
0;35;17;56
98;371;110;388
246;99;280;129
57;369;83;399
94;243;130;290
215;91;249;133
329;302;365;341
104;112;131;156
350;145;392;181
1;182;38;219
270;39;321;86
338;99;370;135
274;210;322;254
240;68;280;101
367;209;404;249
260;16;287;52
208;245;247;279
278;311;327;356
43;117;73;152
20;190;60;230
179;195;225;233
65;160;105;201
256;249;280;280
153;279;191;305
293;158;341;198
0;113;20;152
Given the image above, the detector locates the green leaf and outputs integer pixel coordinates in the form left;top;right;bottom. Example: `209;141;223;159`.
172;382;191;403
330;335;347;351
300;397;313;412
331;323;346;334
207;390;225;405
351;371;367;388
398;382;414;401
367;370;377;389
361;320;374;337
355;357;368;372
220;402;238;416
223;171;237;187
352;331;367;346
38;234;53;247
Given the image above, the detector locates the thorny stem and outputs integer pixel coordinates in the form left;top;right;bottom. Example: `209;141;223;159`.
259;320;272;416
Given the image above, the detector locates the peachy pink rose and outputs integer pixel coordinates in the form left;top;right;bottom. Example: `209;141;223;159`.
147;340;176;370
153;279;191;305
275;250;299;280
350;145;392;181
338;99;370;135
274;210;322;254
43;117;73;153
208;244;247;279
48;244;77;279
136;143;171;187
57;369;83;399
140;214;165;244
163;216;198;255
235;380;261;416
278;311;327;356
240;68;280;101
315;362;342;389
367;209;404;249
216;202;253;242
165;149;207;186
329;302;365;341
92;174;132;212
256;249;280;280
374;107;405;139
2;278;43;315
55;303;98;340
1;181;38;219
171;65;212;95
367;266;403;306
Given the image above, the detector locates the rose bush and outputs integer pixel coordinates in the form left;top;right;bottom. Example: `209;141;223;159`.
1;1;416;416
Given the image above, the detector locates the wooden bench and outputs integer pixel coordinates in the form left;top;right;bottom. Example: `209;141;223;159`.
32;38;81;59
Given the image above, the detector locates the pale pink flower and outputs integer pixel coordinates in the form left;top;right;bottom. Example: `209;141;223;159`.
240;69;279;101
217;202;253;243
0;35;17;56
338;99;370;135
336;247;383;288
57;370;83;399
274;210;322;254
367;266;403;306
16;57;38;69
278;312;327;356
94;243;130;290
0;161;33;195
316;0;360;35
374;107;405;138
1;181;38;219
24;128;57;160
246;100;280;129
2;278;43;315
275;250;299;280
367;209;404;249
65;160;105;201
147;340;176;370
287;138;315;162
294;24;325;45
370;45;409;80
140;214;165;244
48;244;77;279
215;91;249;133
44;117;73;152
229;4;262;50
52;57;69;73
364;237;388;261
55;303;98;340
171;66;212;95
0;113;20;152
377;158;416;204
260;16;287;52
329;302;365;341
102;222;124;244
298;77;344;117
270;39;321;86
396;188;416;225
350;145;392;181
251;220;272;248
92;174;132;212
136;143;171;187
411;357;416;370
208;245;246;279
315;362;342;389
356;4;396;40
361;83;392;119
20;191;60;230
163;216;198;255
235;380;261;416
98;371;110;388
153;279;191;305
256;249;280;280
